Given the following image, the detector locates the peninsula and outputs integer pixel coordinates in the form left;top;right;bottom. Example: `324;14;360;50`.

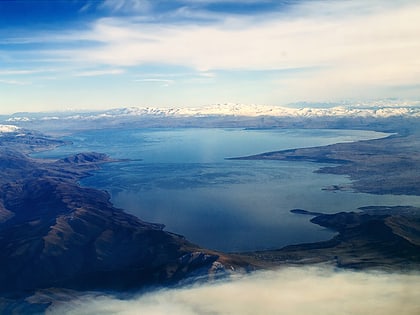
230;127;420;269
230;132;420;196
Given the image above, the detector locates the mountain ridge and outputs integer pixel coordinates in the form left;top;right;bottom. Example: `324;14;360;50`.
5;102;420;123
0;134;244;296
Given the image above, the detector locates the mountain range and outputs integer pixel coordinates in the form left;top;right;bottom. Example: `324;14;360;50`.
5;101;420;123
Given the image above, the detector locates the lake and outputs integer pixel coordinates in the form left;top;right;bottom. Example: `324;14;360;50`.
36;128;420;252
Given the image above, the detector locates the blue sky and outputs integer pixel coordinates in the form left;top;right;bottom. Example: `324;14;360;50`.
0;0;419;114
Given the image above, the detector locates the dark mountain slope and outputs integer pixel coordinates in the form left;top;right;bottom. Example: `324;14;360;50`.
0;133;238;295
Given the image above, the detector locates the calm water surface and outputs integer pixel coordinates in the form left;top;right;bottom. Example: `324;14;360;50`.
37;128;420;252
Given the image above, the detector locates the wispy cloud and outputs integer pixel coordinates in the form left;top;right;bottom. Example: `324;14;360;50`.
73;68;125;77
0;79;31;85
133;78;174;86
50;1;420;87
179;0;275;3
47;266;420;315
0;70;41;75
0;69;56;76
98;0;152;14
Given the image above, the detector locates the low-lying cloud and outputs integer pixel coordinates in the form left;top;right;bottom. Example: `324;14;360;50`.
47;266;420;315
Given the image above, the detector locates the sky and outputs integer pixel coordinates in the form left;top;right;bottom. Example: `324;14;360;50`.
0;0;419;114
48;266;420;315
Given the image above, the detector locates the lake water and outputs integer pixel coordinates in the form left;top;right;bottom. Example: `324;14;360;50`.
36;128;420;252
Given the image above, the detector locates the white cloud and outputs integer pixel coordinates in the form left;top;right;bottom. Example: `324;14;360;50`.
73;69;125;77
46;0;419;101
133;78;174;86
179;0;273;3
0;79;31;85
46;266;420;315
0;69;50;75
66;1;419;67
2;0;419;110
98;0;152;14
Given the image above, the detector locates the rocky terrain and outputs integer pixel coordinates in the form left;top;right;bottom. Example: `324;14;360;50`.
245;206;420;270
0;129;248;312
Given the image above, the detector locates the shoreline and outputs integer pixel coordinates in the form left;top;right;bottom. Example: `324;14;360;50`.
229;132;420;196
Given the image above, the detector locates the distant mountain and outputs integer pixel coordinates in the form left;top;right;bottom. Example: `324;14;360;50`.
5;101;420;123
0;124;21;133
3;102;419;133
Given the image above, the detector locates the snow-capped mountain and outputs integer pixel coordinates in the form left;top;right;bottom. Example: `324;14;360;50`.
5;101;420;123
0;124;21;133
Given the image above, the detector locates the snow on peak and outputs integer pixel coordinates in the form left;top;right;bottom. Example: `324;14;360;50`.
107;103;419;118
5;101;419;123
6;116;31;122
0;124;20;133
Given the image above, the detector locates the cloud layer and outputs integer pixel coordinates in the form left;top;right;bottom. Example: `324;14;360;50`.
47;266;420;315
52;0;420;103
59;1;420;72
1;0;419;112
